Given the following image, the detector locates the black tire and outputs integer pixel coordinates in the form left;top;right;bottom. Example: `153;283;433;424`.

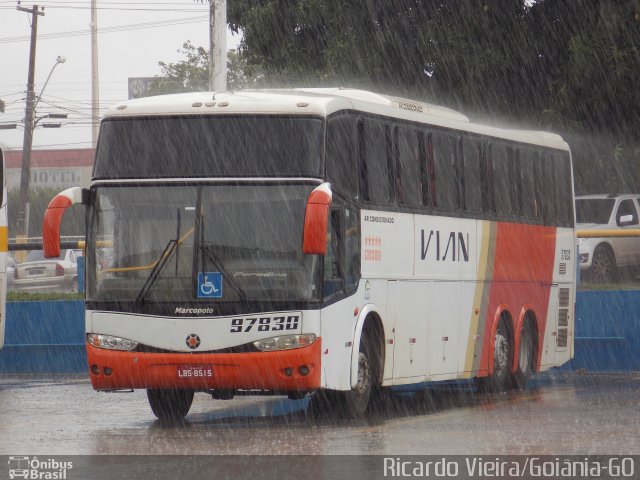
342;346;373;418
590;245;616;283
147;389;194;421
512;320;535;390
486;319;511;393
328;336;376;418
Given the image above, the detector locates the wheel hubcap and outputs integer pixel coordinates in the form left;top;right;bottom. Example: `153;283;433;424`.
519;333;530;371
353;352;370;395
494;334;508;375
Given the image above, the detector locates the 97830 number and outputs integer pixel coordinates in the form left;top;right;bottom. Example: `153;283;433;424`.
230;315;300;333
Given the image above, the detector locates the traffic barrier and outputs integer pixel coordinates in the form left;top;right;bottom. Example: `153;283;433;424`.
569;290;640;371
0;291;639;374
0;300;85;373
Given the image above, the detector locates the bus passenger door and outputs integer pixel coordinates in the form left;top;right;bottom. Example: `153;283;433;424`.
388;281;428;379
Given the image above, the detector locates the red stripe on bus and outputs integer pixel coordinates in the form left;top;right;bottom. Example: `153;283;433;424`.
481;223;556;375
87;339;322;391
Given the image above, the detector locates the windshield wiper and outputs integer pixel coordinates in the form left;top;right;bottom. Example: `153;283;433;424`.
136;239;178;303
200;243;247;301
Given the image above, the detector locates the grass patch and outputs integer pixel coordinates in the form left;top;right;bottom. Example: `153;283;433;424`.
8;291;84;302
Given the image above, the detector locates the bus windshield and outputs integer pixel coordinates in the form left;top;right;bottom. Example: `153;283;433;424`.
87;184;322;303
94;115;324;179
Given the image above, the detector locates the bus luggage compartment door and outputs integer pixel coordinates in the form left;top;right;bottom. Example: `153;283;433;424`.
388;281;428;379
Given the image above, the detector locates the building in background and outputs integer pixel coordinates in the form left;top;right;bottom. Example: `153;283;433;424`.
4;149;94;192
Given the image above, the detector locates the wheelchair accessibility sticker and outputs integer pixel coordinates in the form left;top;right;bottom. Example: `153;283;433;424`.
197;272;223;298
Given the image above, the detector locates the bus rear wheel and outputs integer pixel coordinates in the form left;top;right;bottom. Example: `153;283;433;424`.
512;320;535;390
147;389;194;421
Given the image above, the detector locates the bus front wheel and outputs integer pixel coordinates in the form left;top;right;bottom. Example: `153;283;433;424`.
328;337;375;418
344;348;372;417
147;389;194;421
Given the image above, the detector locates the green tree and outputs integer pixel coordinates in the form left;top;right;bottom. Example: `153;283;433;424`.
528;1;640;138
226;0;640;192
227;0;532;116
0;99;5;113
147;41;257;96
526;0;640;193
152;1;640;192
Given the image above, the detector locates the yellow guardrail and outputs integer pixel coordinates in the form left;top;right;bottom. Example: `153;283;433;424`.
577;229;640;238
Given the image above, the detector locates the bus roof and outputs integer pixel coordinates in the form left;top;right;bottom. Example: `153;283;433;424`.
104;88;569;151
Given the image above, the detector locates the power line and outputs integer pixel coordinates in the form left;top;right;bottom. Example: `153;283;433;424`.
0;1;204;4
38;99;100;119
0;6;206;12
0;15;208;44
2;140;94;149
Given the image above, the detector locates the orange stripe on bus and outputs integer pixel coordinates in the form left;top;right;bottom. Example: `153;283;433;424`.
87;339;322;391
479;223;556;376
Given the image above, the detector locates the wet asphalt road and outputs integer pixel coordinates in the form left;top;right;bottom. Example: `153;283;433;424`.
0;372;639;456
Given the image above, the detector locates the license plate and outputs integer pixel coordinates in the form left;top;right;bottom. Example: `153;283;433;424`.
177;365;213;378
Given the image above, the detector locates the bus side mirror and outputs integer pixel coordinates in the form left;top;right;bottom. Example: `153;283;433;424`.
43;187;87;258
303;183;332;255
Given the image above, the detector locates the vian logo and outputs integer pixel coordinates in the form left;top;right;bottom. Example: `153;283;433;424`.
185;333;201;350
421;229;470;262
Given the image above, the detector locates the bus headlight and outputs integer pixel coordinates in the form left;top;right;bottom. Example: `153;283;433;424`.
254;334;316;352
87;333;138;351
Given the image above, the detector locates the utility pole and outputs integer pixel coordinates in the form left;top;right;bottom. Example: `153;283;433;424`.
209;0;227;92
16;3;45;238
91;0;99;147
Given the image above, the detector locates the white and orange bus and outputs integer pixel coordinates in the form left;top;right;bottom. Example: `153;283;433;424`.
43;89;575;420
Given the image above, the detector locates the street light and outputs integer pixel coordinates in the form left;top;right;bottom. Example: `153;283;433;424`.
18;55;66;237
35;56;66;112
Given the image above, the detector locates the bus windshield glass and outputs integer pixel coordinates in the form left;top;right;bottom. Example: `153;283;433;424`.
94;115;324;179
87;184;322;303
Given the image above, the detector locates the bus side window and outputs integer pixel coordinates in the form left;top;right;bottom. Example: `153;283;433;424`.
326;114;358;199
519;149;538;221
480;143;495;215
343;206;360;290
323;207;342;298
461;138;483;214
360;119;391;205
532;154;544;221
554;152;573;227
541;153;558;224
431;132;459;212
396;127;422;208
323;201;360;299
492;142;513;217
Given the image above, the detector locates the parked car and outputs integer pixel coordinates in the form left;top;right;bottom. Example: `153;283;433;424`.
11;249;82;293
576;194;640;282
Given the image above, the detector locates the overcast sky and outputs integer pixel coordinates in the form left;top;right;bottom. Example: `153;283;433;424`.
0;0;240;151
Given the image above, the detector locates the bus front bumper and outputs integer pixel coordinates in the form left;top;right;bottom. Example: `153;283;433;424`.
86;340;322;392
